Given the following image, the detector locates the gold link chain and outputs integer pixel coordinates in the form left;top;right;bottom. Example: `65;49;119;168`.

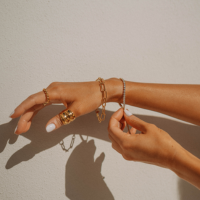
59;134;76;152
95;77;107;123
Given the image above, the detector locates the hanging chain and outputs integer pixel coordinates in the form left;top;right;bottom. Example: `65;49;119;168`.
95;77;107;123
59;77;107;152
59;134;76;152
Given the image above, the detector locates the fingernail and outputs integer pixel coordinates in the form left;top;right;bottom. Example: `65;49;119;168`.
14;126;18;134
46;123;56;132
124;109;132;116
9;110;14;117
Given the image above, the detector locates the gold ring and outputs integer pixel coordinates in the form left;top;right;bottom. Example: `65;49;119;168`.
43;88;50;106
59;109;76;125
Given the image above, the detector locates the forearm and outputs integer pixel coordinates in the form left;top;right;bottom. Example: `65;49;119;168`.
106;78;200;126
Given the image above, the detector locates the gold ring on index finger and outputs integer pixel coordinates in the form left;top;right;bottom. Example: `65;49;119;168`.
43;88;50;106
59;109;76;125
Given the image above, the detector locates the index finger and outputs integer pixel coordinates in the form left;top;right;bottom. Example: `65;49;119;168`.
108;108;129;144
10;91;47;118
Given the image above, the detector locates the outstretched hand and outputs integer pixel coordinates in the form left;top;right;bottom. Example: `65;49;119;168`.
10;81;104;134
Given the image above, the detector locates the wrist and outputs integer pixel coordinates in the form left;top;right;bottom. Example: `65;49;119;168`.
169;145;200;189
168;144;188;173
105;78;123;103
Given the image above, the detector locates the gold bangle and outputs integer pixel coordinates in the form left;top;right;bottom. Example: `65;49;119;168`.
95;77;107;123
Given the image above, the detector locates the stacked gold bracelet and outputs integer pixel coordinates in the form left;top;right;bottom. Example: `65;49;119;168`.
95;77;130;133
95;77;107;123
118;78;126;109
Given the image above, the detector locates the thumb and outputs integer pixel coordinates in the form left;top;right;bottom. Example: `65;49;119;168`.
94;152;105;172
45;103;79;133
124;109;149;133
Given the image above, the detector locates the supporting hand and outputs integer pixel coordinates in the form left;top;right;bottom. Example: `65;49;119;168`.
108;108;200;189
108;108;180;169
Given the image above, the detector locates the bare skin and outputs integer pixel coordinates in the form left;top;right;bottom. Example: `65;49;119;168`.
108;108;200;190
10;78;200;189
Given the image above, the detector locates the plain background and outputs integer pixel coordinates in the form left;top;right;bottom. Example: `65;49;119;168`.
1;0;200;199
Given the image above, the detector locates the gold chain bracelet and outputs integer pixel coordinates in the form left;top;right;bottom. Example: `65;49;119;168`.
95;77;107;123
118;78;126;109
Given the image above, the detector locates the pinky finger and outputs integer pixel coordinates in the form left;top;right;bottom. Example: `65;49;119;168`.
108;134;122;154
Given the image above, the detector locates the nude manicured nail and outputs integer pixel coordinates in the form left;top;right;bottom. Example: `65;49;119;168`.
46;123;56;132
9;110;14;117
14;126;18;134
124;109;132;116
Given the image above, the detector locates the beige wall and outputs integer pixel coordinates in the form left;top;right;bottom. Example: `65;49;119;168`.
1;1;200;199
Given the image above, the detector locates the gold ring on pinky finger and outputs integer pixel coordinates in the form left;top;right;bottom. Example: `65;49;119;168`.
43;88;50;106
59;109;76;125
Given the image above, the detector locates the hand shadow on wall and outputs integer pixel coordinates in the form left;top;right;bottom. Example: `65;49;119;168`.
65;137;114;200
0;105;200;199
0;105;112;169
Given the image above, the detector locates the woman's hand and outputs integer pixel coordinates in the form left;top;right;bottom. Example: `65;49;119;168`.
10;78;122;135
108;108;183;169
108;108;200;189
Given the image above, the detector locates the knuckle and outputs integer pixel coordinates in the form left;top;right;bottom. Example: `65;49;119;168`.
52;84;60;92
49;82;60;87
122;154;131;161
28;94;34;99
146;123;157;130
28;94;36;103
72;106;82;118
158;127;167;135
55;115;63;127
48;82;63;93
